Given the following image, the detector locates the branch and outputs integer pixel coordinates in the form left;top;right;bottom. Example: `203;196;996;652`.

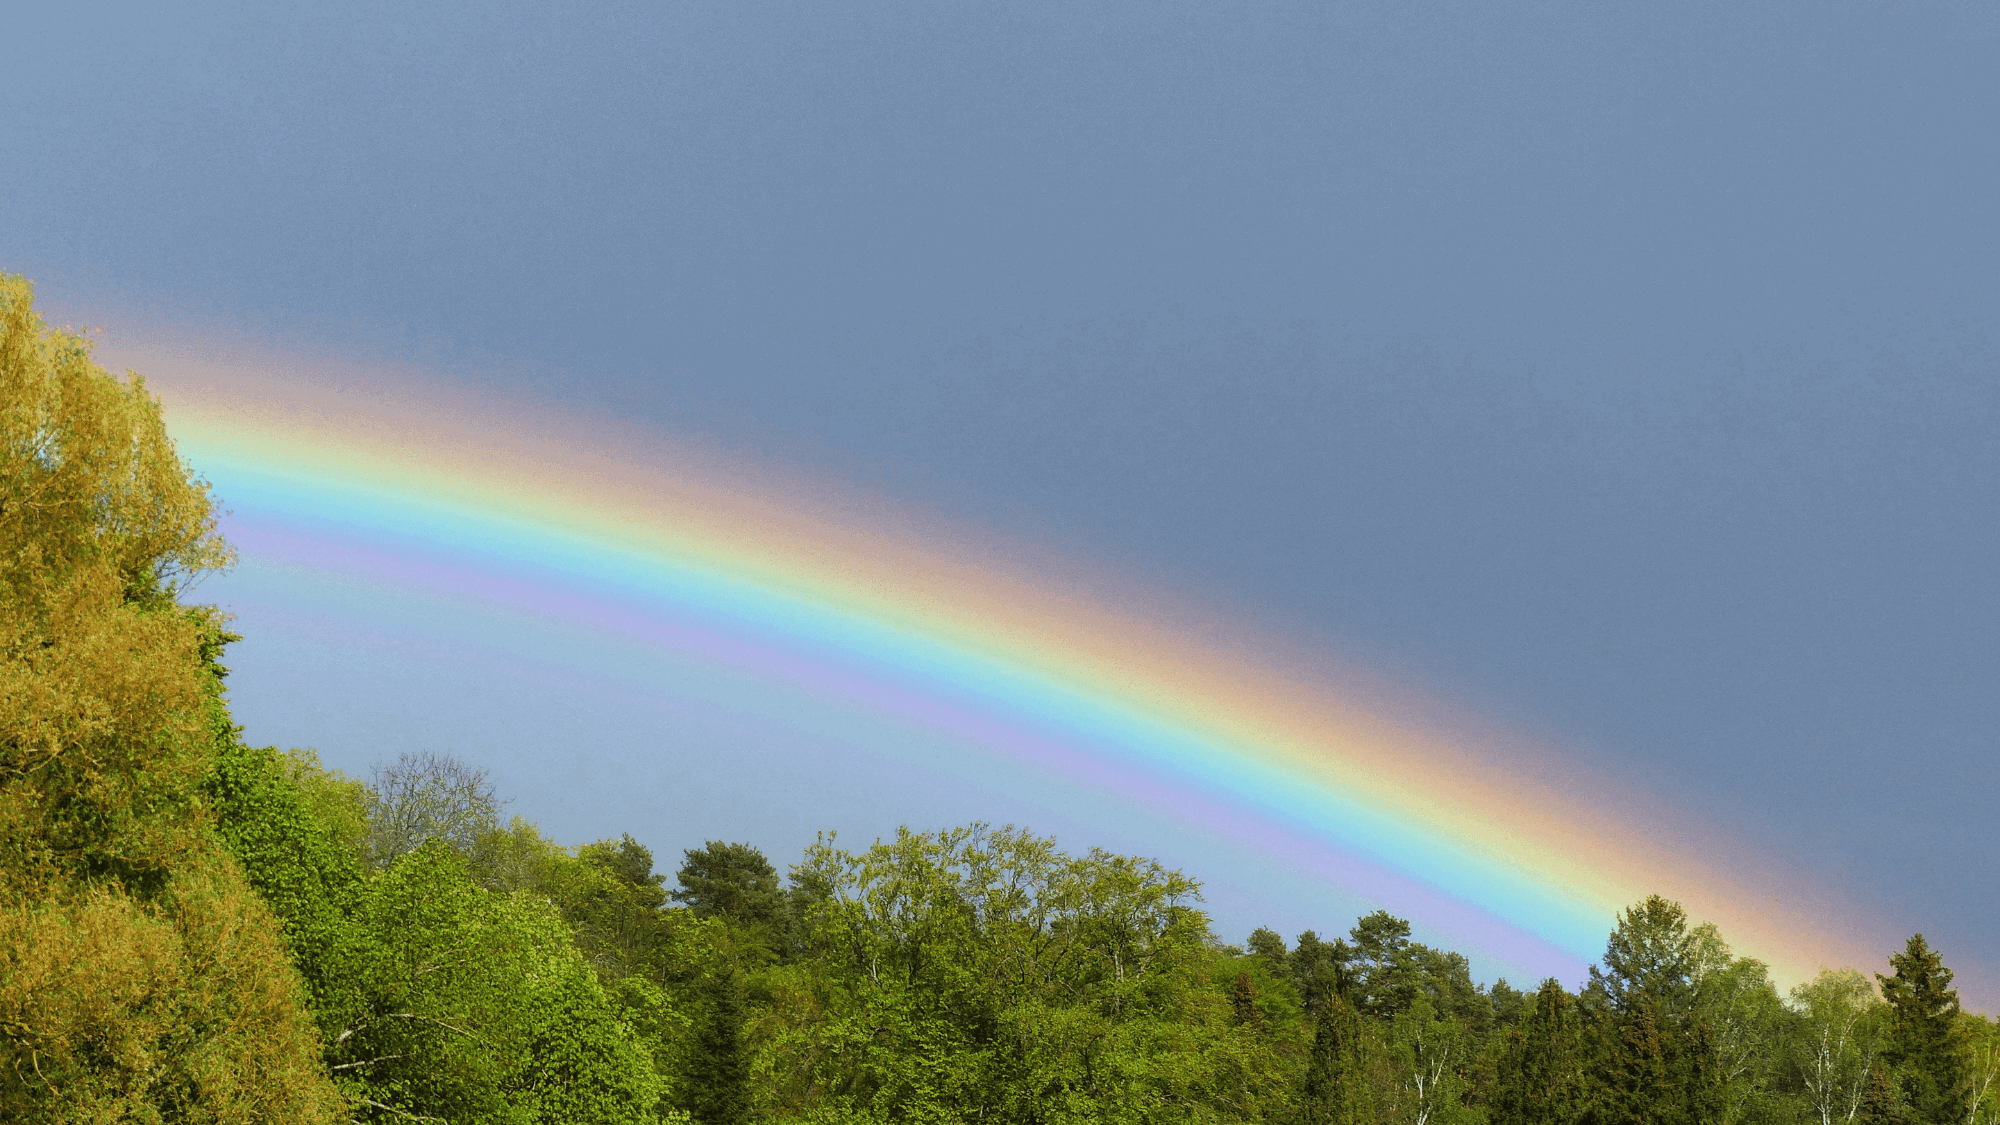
351;1095;446;1123
330;1054;403;1072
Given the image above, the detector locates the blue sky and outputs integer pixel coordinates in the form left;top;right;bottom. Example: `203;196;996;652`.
6;0;1998;980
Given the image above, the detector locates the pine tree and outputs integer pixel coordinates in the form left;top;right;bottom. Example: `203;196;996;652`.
1879;933;1970;1125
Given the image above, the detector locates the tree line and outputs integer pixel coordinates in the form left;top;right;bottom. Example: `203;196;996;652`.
2;270;1994;1123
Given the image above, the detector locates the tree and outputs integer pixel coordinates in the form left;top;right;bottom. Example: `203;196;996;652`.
1791;969;1886;1125
0;273;340;1121
1292;929;1353;1016
675;840;783;930
1231;971;1267;1030
1878;933;1970;1125
1302;990;1368;1125
1586;896;1725;1125
328;840;664;1123
1591;896;1701;1021
1389;995;1474;1125
687;971;751;1125
762;824;1269;1121
1493;979;1586;1125
1350;909;1415;1017
1687;925;1792;1123
364;750;501;869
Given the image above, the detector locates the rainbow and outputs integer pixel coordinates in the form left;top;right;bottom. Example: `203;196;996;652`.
97;327;1891;993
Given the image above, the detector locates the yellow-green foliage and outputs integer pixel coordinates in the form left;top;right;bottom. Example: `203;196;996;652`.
0;274;342;1122
0;863;336;1122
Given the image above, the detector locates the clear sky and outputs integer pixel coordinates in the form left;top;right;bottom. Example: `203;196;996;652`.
6;1;1998;991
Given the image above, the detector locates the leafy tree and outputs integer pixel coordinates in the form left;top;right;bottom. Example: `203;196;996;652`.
0;273;340;1121
1878;933;1970;1125
1687;925;1793;1123
760;824;1274;1121
1389;994;1475;1125
328;840;664;1123
204;739;371;1036
1963;1014;2000;1125
1790;968;1885;1125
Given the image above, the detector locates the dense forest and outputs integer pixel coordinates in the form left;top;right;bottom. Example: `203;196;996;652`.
2;269;1995;1125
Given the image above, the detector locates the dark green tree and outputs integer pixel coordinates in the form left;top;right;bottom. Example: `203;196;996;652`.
1585;897;1724;1125
686;971;751;1125
1230;971;1267;1029
1302;990;1367;1125
1292;929;1353;1015
1878;933;1969;1125
1490;978;1528;1028
1349;909;1415;1016
1858;1059;1900;1125
674;840;783;929
1493;979;1585;1125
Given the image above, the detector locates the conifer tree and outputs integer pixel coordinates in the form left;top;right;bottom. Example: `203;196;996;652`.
1879;933;1970;1125
1493;979;1585;1125
1857;1059;1899;1125
687;971;751;1125
1303;990;1367;1125
1231;970;1267;1029
1585;897;1725;1125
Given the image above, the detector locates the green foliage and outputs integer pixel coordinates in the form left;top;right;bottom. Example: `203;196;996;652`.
329;840;664;1123
204;740;369;1025
1302;990;1369;1125
752;824;1277;1122
676;839;785;938
1494;979;1586;1125
1879;934;1970;1125
1790;969;1887;1125
20;303;1997;1123
690;972;753;1125
0;273;341;1120
1587;897;1725;1125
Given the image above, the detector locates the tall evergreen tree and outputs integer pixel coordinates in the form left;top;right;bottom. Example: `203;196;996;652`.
686;971;750;1125
1878;933;1969;1125
1303;991;1367;1125
1585;897;1725;1125
1230;971;1267;1029
1493;979;1585;1125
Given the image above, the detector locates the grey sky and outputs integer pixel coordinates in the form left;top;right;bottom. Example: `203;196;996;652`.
6;0;1998;977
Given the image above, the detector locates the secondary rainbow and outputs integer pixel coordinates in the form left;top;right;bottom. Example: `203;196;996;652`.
104;331;1888;989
